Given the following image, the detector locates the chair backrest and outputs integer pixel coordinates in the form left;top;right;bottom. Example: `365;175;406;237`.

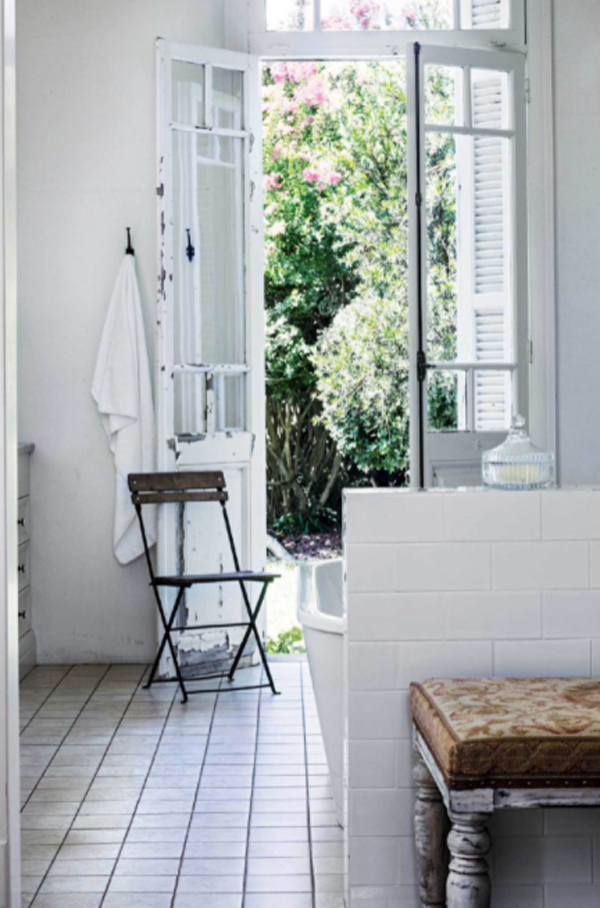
129;471;228;506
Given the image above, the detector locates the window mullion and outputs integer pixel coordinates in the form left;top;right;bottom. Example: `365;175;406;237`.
314;0;322;32
453;0;462;29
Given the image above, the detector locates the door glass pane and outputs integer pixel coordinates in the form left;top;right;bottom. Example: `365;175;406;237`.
266;0;314;30
425;131;512;364
213;68;244;130
424;131;458;363
174;373;206;437
321;0;453;29
173;131;246;366
172;61;205;127
215;374;246;431
428;370;460;431
424;64;464;126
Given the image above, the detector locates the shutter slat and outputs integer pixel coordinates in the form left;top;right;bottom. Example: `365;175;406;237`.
475;309;508;431
473;69;505;294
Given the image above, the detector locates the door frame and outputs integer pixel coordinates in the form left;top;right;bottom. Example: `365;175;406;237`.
225;0;557;474
2;0;21;902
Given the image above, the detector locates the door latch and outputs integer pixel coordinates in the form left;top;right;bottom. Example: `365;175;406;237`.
186;229;195;262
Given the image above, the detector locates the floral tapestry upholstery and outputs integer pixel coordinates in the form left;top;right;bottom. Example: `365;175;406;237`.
411;678;600;789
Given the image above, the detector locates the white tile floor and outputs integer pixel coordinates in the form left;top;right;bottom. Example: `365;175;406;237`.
19;661;345;908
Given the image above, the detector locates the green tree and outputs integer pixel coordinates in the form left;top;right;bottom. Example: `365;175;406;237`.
262;54;457;524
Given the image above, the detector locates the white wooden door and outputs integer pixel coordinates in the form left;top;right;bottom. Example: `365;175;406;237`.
156;40;266;677
407;42;528;488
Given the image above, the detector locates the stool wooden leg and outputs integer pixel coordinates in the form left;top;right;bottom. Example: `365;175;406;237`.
414;753;450;907
447;812;492;908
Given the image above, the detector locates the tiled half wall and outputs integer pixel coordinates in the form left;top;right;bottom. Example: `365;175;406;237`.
344;487;600;908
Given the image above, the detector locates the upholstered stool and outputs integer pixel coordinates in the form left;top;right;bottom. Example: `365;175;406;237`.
411;677;600;908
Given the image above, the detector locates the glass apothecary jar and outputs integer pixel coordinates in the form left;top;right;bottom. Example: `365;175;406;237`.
482;416;555;490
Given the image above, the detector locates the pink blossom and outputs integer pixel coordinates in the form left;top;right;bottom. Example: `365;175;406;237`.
303;168;320;183
272;146;283;161
264;172;283;192
271;62;289;84
286;61;318;83
296;77;329;108
350;0;380;18
303;165;343;188
322;14;353;29
269;61;319;86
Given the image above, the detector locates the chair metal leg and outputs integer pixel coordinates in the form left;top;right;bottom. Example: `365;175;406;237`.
220;502;279;695
228;581;279;695
145;587;189;703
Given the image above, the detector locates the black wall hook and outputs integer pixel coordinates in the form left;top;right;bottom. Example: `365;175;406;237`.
126;227;135;256
186;229;195;263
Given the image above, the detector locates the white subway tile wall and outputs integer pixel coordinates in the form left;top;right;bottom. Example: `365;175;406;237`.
344;488;600;908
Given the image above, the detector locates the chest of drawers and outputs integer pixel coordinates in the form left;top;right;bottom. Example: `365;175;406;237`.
18;442;36;677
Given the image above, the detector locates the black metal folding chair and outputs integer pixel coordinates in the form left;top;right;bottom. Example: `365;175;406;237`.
129;471;280;702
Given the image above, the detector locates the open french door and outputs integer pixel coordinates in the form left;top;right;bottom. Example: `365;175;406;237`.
156;40;266;677
408;42;528;488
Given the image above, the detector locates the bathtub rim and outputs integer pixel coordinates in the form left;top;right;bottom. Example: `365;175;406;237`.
296;558;347;636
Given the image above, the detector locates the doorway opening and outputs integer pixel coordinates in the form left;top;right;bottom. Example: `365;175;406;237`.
263;56;459;650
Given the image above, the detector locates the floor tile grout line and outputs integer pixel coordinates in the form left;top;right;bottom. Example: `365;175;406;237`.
21;665;113;811
19;664;76;735
97;666;180;908
25;663;118;905
240;666;264;908
301;663;318;908
169;674;223;908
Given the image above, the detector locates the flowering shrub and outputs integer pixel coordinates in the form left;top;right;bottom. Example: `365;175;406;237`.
263;57;457;520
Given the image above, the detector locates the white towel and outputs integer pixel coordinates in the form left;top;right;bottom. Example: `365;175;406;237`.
92;254;157;564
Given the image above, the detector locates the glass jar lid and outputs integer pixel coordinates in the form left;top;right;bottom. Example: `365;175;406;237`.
485;415;543;463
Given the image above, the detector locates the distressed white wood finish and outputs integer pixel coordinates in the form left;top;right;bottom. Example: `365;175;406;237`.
156;40;267;678
447;811;492;908
414;727;600;908
414;751;450;907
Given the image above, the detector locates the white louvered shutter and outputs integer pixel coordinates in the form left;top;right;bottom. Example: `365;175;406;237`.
462;0;510;29
474;310;510;430
456;67;511;430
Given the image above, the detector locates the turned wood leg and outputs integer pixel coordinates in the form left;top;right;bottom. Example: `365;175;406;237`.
414;752;450;908
447;811;492;908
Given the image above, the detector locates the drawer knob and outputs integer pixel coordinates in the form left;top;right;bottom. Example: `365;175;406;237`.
17;518;25;527
18;564;25;573
18;610;26;619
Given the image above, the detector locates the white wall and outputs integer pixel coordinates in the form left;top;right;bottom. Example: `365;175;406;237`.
17;0;225;662
345;487;600;908
553;0;600;484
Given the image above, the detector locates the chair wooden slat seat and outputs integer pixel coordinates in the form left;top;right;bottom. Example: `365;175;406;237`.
154;571;278;587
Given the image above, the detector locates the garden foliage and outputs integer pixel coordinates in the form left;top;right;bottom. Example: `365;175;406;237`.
263;35;457;528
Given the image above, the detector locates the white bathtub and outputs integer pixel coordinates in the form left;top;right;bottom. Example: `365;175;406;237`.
297;558;345;827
